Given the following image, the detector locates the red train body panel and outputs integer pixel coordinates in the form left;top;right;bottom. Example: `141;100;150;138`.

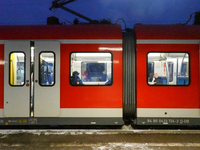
135;25;200;110
60;44;123;108
0;25;122;40
136;44;199;108
135;25;200;39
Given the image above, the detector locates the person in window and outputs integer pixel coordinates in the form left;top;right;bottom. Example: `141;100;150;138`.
82;71;91;82
151;73;162;85
40;59;45;85
70;71;83;85
96;77;101;82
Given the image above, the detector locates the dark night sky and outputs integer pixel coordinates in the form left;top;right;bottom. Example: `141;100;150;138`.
0;0;200;29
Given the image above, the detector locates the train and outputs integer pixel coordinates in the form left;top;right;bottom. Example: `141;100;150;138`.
0;20;200;127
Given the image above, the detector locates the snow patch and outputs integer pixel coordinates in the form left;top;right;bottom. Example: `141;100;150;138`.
93;143;153;150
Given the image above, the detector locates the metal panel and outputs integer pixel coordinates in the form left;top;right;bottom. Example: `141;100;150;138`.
137;108;200;118
34;41;60;117
4;41;30;117
137;117;200;125
60;108;123;117
0;117;124;126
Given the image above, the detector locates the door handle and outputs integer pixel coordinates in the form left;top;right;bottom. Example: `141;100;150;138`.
26;80;29;87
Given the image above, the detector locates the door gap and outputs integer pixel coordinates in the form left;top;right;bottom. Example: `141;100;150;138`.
30;41;34;117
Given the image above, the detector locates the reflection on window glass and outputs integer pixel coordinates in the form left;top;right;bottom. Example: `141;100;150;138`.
70;52;112;86
39;52;55;86
10;52;25;86
147;52;189;86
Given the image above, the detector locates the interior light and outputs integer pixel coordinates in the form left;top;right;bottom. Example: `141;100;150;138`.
99;47;122;51
16;53;25;57
75;53;111;57
148;53;160;57
44;58;54;62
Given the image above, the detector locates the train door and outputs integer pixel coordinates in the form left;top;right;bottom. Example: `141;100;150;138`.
4;41;60;118
4;41;30;117
34;41;60;117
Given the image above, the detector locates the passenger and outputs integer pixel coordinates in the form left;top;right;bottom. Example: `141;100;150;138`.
70;71;83;85
151;73;162;85
82;71;91;82
40;59;45;84
96;77;101;82
105;73;112;85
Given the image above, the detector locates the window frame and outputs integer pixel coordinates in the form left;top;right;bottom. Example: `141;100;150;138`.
9;51;26;86
39;51;56;86
69;52;113;86
147;51;190;86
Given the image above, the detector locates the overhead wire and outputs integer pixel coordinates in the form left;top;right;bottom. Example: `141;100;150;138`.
183;12;195;25
50;10;73;24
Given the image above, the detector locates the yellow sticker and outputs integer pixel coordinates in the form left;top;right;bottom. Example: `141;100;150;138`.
23;119;27;123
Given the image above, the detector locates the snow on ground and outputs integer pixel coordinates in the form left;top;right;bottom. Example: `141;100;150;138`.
93;142;200;150
92;143;153;150
0;129;200;149
0;129;171;136
0;128;200;136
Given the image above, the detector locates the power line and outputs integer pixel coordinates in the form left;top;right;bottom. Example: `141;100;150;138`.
50;10;73;24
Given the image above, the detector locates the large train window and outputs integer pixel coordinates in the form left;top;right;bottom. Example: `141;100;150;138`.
70;52;112;86
147;52;189;86
39;52;55;86
9;52;25;86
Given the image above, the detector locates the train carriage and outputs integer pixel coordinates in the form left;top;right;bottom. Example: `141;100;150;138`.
135;24;200;125
0;23;200;127
0;24;123;125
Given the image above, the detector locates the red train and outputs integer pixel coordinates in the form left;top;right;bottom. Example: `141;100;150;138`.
0;23;199;126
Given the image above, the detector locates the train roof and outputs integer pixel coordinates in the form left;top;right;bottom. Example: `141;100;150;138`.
0;24;122;40
134;24;200;40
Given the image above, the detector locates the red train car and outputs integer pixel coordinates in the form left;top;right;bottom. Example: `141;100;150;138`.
135;24;200;125
0;24;123;125
0;23;199;127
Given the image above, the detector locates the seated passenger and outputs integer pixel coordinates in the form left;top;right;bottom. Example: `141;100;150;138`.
96;77;101;82
151;73;162;85
82;71;91;82
70;71;83;85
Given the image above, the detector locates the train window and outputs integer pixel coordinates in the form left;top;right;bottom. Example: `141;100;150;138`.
9;52;25;86
39;52;55;86
70;52;112;86
147;52;189;86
